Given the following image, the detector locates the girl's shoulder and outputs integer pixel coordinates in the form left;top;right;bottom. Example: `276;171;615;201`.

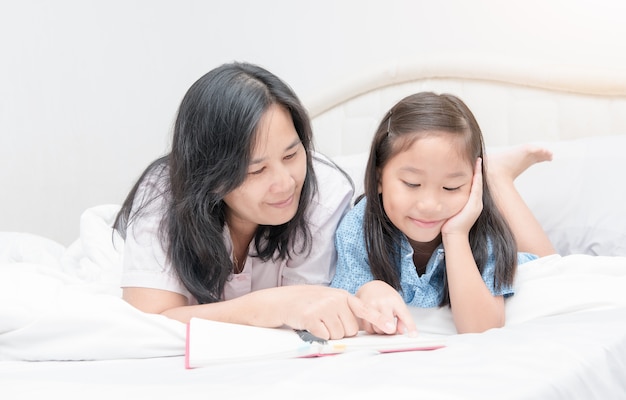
336;196;367;234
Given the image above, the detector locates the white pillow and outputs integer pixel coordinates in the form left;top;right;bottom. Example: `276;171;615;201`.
332;134;626;257
332;152;368;202
513;134;626;257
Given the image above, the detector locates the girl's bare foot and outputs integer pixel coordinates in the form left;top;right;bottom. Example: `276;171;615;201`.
487;144;553;181
486;144;557;257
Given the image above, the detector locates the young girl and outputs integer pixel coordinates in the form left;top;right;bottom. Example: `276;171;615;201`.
114;62;405;340
331;91;556;334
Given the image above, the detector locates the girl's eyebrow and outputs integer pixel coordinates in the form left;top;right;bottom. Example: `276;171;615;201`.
399;166;469;178
250;137;301;165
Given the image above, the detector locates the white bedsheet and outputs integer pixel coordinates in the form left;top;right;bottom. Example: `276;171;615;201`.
2;307;626;399
1;205;626;399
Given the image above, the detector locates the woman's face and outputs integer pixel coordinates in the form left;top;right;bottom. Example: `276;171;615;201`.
378;133;473;243
223;104;307;230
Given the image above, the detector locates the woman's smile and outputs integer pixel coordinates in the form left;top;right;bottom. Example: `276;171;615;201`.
268;194;295;208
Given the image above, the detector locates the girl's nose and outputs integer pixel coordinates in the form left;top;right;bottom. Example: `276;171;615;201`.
415;193;443;213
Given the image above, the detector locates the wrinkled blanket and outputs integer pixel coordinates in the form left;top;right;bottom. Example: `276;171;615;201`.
1;205;626;361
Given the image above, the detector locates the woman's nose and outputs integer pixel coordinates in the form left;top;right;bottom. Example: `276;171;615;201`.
270;165;294;193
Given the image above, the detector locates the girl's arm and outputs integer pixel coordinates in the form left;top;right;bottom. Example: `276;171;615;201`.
123;285;398;340
331;201;417;336
440;236;505;333
442;158;505;333
354;280;418;336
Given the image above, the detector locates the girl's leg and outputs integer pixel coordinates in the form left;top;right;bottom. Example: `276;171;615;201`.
487;145;557;257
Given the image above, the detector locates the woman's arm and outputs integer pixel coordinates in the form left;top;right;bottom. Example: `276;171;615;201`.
123;285;398;340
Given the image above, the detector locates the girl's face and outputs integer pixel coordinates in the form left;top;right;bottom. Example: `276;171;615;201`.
223;104;307;230
379;133;474;243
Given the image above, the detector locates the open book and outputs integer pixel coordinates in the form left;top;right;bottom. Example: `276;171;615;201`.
185;317;446;368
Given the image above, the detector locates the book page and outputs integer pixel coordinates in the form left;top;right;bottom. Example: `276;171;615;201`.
185;318;446;368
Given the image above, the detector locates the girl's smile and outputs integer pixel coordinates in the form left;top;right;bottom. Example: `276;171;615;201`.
409;217;443;229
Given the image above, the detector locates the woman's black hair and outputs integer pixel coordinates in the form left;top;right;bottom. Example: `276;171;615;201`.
113;62;317;304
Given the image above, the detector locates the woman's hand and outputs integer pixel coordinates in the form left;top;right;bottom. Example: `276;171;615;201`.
354;280;418;336
275;285;405;340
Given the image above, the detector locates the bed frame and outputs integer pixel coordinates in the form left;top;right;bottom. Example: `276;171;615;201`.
308;56;626;157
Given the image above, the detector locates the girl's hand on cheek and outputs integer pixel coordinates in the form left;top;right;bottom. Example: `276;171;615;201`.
442;158;483;237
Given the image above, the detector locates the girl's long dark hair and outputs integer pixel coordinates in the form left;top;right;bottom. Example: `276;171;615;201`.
113;62;317;304
362;92;517;307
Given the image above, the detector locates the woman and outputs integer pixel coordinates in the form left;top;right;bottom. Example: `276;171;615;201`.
114;62;413;339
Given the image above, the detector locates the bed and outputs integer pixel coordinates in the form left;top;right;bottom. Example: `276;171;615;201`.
2;58;626;399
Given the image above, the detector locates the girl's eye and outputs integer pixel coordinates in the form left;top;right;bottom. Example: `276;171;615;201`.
284;151;297;160
443;186;461;191
403;181;420;188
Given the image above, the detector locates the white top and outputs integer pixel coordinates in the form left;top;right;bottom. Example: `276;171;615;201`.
119;153;354;304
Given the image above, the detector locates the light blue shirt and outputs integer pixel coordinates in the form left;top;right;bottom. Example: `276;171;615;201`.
331;198;538;307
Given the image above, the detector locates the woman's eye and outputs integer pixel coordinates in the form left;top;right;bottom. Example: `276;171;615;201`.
284;151;297;160
403;181;420;188
443;186;461;191
248;167;265;175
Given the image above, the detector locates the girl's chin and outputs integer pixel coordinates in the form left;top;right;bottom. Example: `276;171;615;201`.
405;230;441;244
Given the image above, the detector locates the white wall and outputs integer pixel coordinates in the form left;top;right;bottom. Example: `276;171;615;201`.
2;0;626;245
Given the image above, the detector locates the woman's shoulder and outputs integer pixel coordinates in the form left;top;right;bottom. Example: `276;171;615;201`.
136;162;170;199
295;152;354;230
311;152;353;183
310;152;355;205
127;161;171;219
